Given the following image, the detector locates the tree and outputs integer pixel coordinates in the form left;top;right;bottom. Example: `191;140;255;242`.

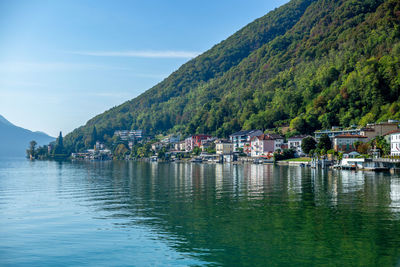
290;117;307;133
53;132;68;160
372;136;390;155
354;141;370;154
274;148;296;161
301;137;316;155
114;144;129;159
57;131;63;147
193;147;201;155
206;147;216;154
317;134;332;151
26;140;37;159
91;126;98;147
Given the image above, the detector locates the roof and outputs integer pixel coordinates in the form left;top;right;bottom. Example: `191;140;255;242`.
192;134;212;138
251;134;282;141
383;130;400;136
373;122;399;126
360;127;375;132
288;135;310;140
267;134;284;139
230;129;262;137
334;134;367;139
215;139;231;144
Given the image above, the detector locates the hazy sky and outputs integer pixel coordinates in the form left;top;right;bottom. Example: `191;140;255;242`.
0;0;288;137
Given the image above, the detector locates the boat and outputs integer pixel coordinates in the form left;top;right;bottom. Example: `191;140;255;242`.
191;157;203;163
253;158;263;164
341;164;357;170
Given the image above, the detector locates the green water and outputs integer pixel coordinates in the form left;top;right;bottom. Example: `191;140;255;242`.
1;159;400;266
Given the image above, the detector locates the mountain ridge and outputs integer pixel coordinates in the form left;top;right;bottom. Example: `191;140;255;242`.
0;115;13;127
0;115;55;157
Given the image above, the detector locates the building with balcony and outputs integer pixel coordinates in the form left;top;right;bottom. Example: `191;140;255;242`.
230;130;263;152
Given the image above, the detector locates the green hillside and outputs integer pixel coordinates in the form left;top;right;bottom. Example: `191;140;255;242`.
65;0;400;152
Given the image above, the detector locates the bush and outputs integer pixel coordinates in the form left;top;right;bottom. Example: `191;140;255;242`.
274;149;296;161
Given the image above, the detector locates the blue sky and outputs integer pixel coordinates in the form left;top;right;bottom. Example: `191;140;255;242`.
0;0;288;137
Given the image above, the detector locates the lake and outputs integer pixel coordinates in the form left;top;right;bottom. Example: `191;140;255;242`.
1;159;400;266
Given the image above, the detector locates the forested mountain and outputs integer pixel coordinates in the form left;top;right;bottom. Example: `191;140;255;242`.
0;115;55;157
65;0;400;152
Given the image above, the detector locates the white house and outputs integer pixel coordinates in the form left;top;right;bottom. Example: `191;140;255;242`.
390;132;400;156
250;134;283;157
287;135;311;155
230;130;263;152
151;142;164;151
269;134;284;151
174;141;186;151
216;141;234;155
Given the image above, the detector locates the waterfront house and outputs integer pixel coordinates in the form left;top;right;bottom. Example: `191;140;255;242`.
72;147;112;161
174;141;185;151
288;135;312;156
179;141;186;151
388;131;400;156
200;138;217;151
151;142;164;152
269;134;284;151
185;134;212;152
250;134;283;157
216;141;234;155
230;130;263;152
184;137;192;152
243;144;251;156
333;134;367;153
95;141;105;150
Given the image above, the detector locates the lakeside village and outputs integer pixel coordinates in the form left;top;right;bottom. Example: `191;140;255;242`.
27;120;400;171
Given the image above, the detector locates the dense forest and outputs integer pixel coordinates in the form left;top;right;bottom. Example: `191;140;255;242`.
64;0;400;152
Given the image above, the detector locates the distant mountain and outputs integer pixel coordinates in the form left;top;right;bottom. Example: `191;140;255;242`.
0;115;55;158
65;0;400;152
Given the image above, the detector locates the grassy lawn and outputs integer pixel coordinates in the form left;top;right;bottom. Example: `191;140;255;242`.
283;157;311;162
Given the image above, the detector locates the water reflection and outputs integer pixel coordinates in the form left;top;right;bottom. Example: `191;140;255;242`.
26;161;400;265
391;177;400;212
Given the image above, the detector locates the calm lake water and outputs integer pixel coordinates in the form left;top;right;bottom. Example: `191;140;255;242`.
1;159;400;266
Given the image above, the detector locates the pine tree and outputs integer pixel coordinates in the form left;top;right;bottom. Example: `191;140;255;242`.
54;131;66;157
57;131;63;148
91;126;97;147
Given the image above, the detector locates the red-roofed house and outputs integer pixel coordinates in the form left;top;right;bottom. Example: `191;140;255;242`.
250;134;283;157
184;134;212;151
333;134;367;153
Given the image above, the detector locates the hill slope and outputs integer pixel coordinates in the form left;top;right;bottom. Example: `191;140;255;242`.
65;0;400;152
0;115;55;157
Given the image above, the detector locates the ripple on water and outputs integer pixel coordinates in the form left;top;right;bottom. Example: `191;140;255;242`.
1;160;400;266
